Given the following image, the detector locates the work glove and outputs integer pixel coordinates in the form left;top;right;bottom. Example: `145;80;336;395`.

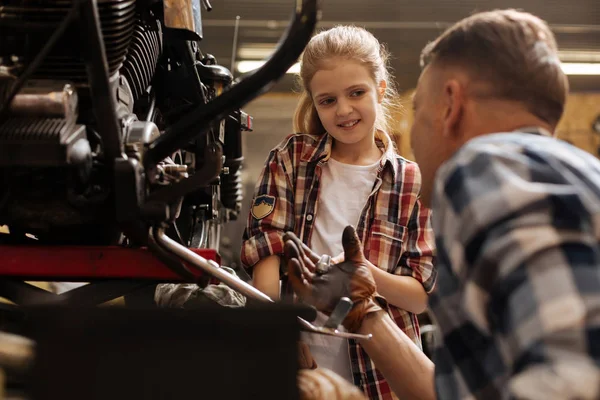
283;226;387;333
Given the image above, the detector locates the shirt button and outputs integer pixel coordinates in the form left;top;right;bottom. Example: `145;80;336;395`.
306;214;313;221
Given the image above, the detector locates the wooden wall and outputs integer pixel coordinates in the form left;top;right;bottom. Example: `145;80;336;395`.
556;93;600;157
390;90;416;161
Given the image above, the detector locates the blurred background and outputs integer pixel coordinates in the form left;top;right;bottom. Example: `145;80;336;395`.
199;0;600;269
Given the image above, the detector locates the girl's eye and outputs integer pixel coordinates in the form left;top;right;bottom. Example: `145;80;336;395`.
351;90;365;97
319;98;335;106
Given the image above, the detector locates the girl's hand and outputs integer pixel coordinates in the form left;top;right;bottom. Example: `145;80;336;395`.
283;226;388;332
331;252;345;264
282;232;321;273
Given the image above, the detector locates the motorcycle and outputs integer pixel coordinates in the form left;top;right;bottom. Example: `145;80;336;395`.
0;0;317;303
0;1;376;395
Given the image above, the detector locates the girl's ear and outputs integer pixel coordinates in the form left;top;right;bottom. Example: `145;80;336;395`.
378;80;387;103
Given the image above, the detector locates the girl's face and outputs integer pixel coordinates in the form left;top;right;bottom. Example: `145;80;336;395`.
309;58;385;147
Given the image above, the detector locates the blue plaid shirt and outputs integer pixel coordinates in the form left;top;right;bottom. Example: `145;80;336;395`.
429;127;600;399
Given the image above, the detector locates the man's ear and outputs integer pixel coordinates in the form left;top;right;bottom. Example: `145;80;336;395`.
442;80;464;139
378;80;387;103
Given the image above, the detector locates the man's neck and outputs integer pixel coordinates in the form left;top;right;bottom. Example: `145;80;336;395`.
462;102;555;144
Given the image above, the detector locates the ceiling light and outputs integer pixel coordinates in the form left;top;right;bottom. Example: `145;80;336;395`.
560;62;600;75
237;44;277;59
237;60;300;74
558;50;600;63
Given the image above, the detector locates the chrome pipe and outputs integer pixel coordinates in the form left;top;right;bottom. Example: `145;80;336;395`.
154;227;372;341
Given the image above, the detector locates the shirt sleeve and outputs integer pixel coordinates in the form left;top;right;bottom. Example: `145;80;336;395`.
393;163;437;293
435;146;600;399
240;146;296;272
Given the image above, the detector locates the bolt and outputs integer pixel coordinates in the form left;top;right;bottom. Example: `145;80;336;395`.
125;143;139;153
163;165;188;174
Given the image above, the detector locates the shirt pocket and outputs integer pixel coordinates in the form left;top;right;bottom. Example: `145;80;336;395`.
367;219;407;272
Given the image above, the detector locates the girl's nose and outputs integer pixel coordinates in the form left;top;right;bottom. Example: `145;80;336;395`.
336;99;352;117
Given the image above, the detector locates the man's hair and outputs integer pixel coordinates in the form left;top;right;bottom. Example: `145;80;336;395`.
420;9;568;126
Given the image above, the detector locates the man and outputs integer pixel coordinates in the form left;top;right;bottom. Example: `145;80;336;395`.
284;9;600;400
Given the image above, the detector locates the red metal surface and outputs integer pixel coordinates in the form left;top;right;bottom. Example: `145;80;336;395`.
0;245;220;282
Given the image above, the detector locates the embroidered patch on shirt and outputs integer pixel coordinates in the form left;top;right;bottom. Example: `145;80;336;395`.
251;195;276;219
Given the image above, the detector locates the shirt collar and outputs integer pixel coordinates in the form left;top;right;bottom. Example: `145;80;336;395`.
302;132;399;180
514;126;553;137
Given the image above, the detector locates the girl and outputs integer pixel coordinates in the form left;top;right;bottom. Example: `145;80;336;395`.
241;26;436;400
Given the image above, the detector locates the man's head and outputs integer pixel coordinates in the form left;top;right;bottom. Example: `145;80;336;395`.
410;9;569;206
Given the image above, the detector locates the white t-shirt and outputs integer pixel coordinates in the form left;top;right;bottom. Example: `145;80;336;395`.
302;157;379;382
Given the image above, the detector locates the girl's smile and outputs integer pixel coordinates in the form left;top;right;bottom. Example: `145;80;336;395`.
310;58;385;164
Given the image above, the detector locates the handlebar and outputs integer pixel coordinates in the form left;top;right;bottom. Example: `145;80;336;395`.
144;0;320;167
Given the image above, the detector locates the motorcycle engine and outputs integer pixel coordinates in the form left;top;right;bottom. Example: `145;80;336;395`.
0;0;241;246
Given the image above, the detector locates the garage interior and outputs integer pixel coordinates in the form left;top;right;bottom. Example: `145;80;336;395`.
0;0;598;398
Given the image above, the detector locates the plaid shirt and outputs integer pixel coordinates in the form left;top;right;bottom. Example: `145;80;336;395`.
242;132;436;399
429;127;600;399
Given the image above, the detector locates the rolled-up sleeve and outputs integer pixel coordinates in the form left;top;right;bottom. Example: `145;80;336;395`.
395;199;437;293
241;148;295;272
393;163;437;293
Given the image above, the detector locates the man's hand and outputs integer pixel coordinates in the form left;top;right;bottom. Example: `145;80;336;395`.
283;226;387;332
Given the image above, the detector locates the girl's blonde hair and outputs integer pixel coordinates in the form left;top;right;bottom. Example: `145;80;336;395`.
293;25;401;137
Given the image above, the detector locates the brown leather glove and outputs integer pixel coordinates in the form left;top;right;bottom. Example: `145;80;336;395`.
298;340;318;369
297;368;367;400
283;226;387;333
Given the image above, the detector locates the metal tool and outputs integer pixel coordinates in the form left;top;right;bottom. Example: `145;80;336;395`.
324;297;354;329
154;228;372;341
315;254;331;274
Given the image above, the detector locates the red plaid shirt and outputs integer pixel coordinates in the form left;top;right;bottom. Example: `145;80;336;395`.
241;132;436;399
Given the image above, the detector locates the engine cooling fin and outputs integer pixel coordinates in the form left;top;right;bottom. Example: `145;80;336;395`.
120;16;162;100
0;0;136;83
0;117;86;167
